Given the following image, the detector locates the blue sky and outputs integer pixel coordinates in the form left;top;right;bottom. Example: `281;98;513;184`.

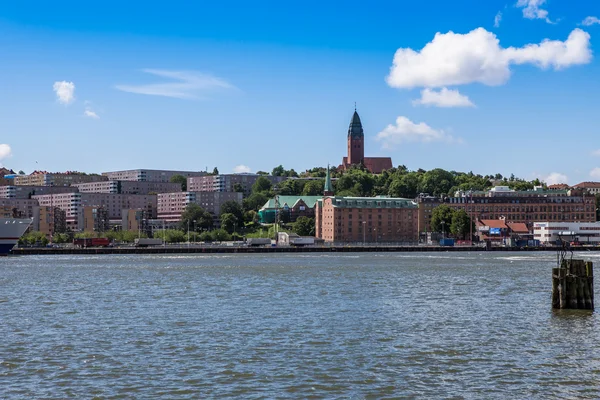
1;0;600;185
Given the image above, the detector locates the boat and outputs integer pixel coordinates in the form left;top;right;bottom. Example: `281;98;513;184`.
0;218;33;255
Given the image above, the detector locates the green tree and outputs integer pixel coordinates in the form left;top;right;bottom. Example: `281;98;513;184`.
243;192;268;211
252;176;272;193
418;168;455;196
450;209;473;240
52;232;70;244
220;213;238;234
211;229;231;242
180;203;213;231
430;204;455;235
220;200;244;221
302;180;325;196
388;172;420;198
272;165;286;176
212;167;219;175
170;174;187;191
18;170;25;175
256;171;269;175
293;216;315;236
233;183;245;193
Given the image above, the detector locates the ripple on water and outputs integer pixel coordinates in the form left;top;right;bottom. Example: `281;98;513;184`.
1;252;599;398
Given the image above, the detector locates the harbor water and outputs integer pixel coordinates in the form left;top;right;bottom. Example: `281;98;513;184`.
1;252;600;398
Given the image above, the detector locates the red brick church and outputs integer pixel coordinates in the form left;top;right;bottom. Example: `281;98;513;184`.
341;109;393;174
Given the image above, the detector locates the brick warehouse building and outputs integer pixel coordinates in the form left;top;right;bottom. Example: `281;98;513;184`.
340;109;393;174
417;188;595;234
316;196;418;243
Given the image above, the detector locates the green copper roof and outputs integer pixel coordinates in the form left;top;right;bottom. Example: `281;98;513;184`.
348;111;364;138
260;195;322;211
323;196;418;209
324;165;333;194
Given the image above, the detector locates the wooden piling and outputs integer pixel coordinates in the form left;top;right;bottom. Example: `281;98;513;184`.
553;259;594;310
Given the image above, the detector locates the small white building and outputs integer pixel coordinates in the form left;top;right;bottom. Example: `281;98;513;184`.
533;221;600;244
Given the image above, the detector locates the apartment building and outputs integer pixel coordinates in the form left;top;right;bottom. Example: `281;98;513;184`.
33;193;157;231
14;171;107;186
82;206;110;233
102;169;206;182
74;180;181;195
0;198;39;218
32;206;67;237
188;174;285;195
315;196;418;243
157;191;243;222
572;182;600;195
0;185;78;199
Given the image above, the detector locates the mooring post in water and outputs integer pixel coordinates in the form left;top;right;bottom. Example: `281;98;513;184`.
552;249;594;310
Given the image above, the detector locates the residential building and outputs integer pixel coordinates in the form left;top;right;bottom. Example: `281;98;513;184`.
0;198;38;218
340;109;393;174
258;195;322;223
33;193;157;231
32;206;67;238
476;219;531;243
102;169;206;182
533;221;600;244
417;190;595;234
188;174;285;195
82;206;110;233
14;171;107;186
122;209;152;234
315;196;418;243
1;206;17;218
157;191;243;222
0;168;15;186
74;180;181;195
572;182;600;195
0;185;78;199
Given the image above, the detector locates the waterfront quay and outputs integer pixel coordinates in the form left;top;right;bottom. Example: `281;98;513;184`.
10;244;596;255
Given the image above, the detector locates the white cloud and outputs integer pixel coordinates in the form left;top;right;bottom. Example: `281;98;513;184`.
582;16;600;26
115;69;235;99
84;108;100;119
53;81;75;105
0;144;12;164
516;0;552;23
494;11;503;28
376;116;459;148
544;172;568;185
590;168;600;179
233;165;251;173
386;28;591;89
591;149;600;156
412;87;475;108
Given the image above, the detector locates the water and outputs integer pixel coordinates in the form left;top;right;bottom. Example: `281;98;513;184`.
1;252;600;399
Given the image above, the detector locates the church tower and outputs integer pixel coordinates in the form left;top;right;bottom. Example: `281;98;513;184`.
347;108;364;166
323;164;334;196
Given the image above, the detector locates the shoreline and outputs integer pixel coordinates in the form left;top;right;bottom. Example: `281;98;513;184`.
7;245;598;255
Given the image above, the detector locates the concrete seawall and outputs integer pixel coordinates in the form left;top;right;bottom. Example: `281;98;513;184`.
9;245;599;255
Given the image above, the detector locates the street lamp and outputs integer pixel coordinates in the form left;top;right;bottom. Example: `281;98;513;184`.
187;219;190;247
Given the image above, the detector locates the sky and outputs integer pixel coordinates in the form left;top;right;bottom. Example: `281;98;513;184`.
1;0;600;185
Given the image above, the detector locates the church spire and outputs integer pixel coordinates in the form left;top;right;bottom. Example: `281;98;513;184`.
348;109;364;138
324;164;333;196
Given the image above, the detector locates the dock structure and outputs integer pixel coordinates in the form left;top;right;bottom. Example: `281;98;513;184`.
552;257;594;310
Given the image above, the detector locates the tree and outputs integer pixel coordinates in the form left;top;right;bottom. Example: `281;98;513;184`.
18;170;25;175
220;213;238;234
450;209;473;240
294;216;315;236
180;203;213;231
220;200;244;221
233;183;245;193
272;165;286;176
256;171;269;175
430;205;455;235
211;229;231;242
170;174;187;191
252;176;272;193
212;167;219;175
418;168;455;196
52;233;70;244
243;192;268;211
302;180;325;196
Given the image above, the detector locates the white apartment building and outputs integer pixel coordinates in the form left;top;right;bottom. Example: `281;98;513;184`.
102;169;206;182
74;180;181;195
157;191;243;222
